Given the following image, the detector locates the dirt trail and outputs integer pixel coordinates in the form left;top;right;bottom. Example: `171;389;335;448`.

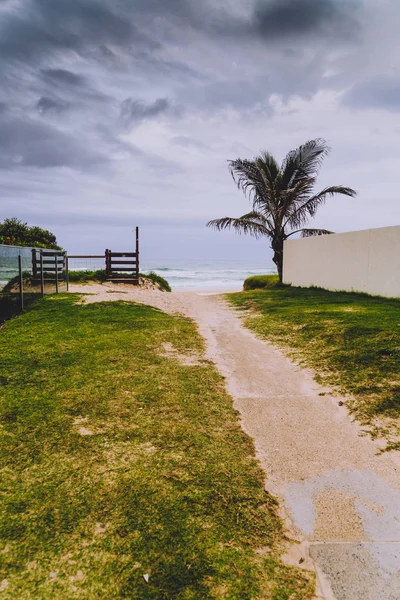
73;284;400;600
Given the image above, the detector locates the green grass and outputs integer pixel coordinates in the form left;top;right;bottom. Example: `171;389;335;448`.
68;270;171;292
0;295;313;599
228;286;400;450
243;275;281;291
0;293;40;325
1;273;41;324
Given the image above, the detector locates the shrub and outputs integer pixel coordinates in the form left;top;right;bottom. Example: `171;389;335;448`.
68;270;108;283
243;274;282;291
141;271;171;292
0;217;61;250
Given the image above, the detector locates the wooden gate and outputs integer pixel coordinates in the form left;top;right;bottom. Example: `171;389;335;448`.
105;227;139;284
32;249;68;294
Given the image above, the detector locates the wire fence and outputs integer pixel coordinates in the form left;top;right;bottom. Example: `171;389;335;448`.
0;245;68;324
67;256;105;271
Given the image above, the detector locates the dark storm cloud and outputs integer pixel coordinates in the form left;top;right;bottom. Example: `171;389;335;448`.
33;0;136;45
252;0;358;39
0;0;369;179
130;0;361;43
0;111;179;173
0;0;156;66
36;96;71;115
134;53;206;82
41;69;87;87
0;116;106;169
0;0;364;106
119;98;170;129
342;76;400;111
0;0;361;70
39;67;110;104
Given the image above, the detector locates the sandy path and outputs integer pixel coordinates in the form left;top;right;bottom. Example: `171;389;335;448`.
73;284;400;600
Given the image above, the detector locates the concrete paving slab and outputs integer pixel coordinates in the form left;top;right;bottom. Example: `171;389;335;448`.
284;469;400;541
310;542;400;600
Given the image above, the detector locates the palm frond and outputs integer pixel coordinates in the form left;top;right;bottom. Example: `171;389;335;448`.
299;228;334;238
277;177;317;218
206;215;271;239
284;185;357;229
280;139;330;191
228;159;262;201
255;154;280;212
229;155;279;213
236;210;267;222
238;211;276;232
257;152;280;186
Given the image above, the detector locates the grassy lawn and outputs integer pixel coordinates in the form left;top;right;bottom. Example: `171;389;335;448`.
228;282;400;450
0;295;313;599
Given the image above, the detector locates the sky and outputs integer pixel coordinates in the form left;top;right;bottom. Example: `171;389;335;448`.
1;0;400;262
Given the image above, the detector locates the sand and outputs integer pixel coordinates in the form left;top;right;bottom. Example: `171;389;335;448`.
71;283;400;600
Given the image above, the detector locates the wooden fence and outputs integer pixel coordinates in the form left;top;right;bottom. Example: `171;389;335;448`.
68;227;140;285
32;249;68;294
105;228;140;284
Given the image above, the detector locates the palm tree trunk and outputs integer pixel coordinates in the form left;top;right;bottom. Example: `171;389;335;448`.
271;237;284;283
273;250;283;283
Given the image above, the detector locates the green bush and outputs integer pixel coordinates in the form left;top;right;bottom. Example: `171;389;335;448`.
0;217;61;249
142;271;172;292
68;270;108;283
243;274;282;291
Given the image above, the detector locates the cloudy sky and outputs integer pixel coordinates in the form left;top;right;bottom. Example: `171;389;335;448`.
1;0;399;261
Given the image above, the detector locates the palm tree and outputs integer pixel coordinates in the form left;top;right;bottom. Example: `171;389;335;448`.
207;139;357;282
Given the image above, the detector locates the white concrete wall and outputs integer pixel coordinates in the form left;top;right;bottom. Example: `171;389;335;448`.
283;225;400;298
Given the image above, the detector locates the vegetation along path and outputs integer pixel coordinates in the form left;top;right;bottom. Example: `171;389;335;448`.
74;283;400;600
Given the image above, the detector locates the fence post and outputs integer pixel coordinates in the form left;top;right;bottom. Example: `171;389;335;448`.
105;249;109;276
65;254;69;291
40;251;44;297
18;254;24;311
136;227;139;281
32;248;37;279
55;252;59;294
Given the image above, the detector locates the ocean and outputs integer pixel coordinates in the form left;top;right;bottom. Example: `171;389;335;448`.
68;258;276;291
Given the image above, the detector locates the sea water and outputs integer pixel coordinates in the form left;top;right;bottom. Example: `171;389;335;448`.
68;257;276;291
